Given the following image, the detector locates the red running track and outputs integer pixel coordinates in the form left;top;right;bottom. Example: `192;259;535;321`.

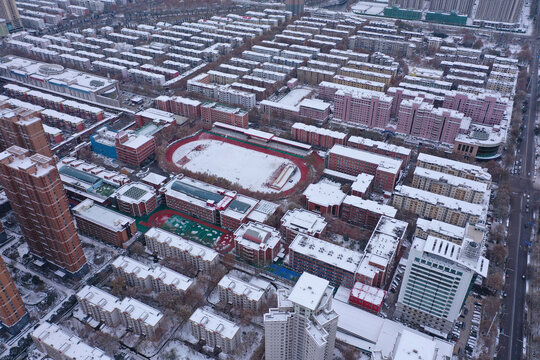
165;132;314;198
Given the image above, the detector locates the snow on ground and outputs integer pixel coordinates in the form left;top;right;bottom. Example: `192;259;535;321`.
171;139;301;193
17;242;28;258
156;341;211;360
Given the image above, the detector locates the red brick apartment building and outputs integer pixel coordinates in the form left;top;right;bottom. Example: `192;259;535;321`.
0;146;88;277
115;131;156;167
201;102;249;128
327;145;402;193
340;196;397;229
291;122;348;149
347;136;412;166
73;199;137;248
280;208;327;246
0;101;52;156
0;256;29;334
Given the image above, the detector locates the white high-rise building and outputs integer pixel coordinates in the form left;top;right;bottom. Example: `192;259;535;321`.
475;0;525;23
395;235;489;335
263;272;339;360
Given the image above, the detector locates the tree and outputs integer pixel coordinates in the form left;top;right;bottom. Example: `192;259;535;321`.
129;242;145;257
485;269;503;291
109;276;127;297
473;39;483;49
488;244;508;265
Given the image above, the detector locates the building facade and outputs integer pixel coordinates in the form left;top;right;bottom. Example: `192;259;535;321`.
0;146;87;277
73;199;137;248
190;308;240;353
395;236;488;335
0;256;29;334
234;222;282;266
264;272;339;360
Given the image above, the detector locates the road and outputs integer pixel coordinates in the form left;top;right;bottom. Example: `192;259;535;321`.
497;5;539;359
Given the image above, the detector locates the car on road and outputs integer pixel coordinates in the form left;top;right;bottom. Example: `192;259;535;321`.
522;274;526;280
503;292;508;297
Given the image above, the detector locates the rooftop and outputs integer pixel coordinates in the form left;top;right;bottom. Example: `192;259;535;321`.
190;308;239;339
343;196;397;217
145;227;219;263
281;208;327;235
234;221;281;252
32;322;112;360
290;233;363;274
288;272;332;311
417;153;491;183
303;180;346;208
115;182;155;204
111;256;193;291
328;145;402;174
218;274;266;302
73;199;135;231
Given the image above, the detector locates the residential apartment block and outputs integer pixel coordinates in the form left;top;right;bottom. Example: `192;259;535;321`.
396;98;468;145
115;131;156;167
327;145;403;193
289;234;363;288
218;274;268;311
76;285;164;337
190;308;240;353
32;322;112;360
392;185;485;227
264;272;339;360
0;146;88;277
303;181;347;217
416;153;492;184
73;199;137;248
0;256;29;334
333;88;392;129
145;227;219;273
442;91;506;126
111;256;194;295
347;136;412;166
412;167;489;204
201;102;249;128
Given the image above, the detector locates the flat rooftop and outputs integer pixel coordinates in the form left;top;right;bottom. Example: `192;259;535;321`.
73;199;134;231
190;308;239;340
288;272;332;311
281;208;327;235
303;180;346;208
290;233;363;274
328;145;402;174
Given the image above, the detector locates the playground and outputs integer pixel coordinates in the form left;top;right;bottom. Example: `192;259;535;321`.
166;132;311;196
140;208;235;253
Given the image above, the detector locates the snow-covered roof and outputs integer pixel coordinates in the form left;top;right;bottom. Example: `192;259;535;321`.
119;297;163;326
328;145;402;174
332;299;454;359
350;282;386;306
111;256;193;291
343;196;397;218
135;108;180;124
77;285;120;313
290;233;363;274
145;227;219;263
141;172;167;186
347;136;411;157
413;167;488;193
393;185;485;218
218;274;266;302
351;173;374;194
415;218;466;242
234;221;281;252
303;180;346;208
189;308;239;340
115;182;155;204
281;208;327;236
73;199;135;231
417;153;491;183
287;272;332;311
32;322;112;360
292;122;348;140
